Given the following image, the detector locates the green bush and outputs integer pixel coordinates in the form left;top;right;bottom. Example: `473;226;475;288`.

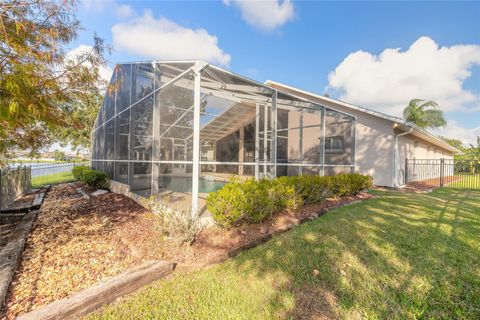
206;177;279;228
329;173;373;196
72;165;89;180
207;173;372;228
79;169;109;189
280;175;332;205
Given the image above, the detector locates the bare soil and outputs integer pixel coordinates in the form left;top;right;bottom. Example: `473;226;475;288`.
3;182;373;319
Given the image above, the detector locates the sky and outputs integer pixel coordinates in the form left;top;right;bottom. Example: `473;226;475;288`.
73;0;480;146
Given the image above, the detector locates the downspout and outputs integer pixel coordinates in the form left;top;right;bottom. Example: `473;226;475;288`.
393;126;413;188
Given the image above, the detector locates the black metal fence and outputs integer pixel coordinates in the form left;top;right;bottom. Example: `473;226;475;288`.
405;158;480;190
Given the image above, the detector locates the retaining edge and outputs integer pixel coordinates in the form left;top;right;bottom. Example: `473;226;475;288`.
17;260;175;320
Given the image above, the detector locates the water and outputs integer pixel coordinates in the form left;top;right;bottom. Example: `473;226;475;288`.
159;176;225;193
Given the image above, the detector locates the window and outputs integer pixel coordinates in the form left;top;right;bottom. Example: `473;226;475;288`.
325;136;344;153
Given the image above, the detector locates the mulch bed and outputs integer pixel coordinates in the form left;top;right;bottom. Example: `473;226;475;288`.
190;192;374;266
3;183;157;319
3;183;373;319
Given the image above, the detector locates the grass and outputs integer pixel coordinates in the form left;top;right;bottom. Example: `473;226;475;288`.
447;174;480;189
87;188;480;320
31;171;75;188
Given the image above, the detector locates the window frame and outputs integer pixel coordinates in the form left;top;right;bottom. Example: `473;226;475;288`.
325;136;345;154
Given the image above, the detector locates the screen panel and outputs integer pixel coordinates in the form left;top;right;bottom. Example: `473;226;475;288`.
156;71;195;161
132;63;155;105
324;109;355;166
114;64;132;114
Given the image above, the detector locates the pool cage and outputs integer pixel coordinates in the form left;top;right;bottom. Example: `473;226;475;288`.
91;61;356;215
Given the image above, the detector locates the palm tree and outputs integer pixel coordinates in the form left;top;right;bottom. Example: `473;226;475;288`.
467;136;480;159
403;99;447;129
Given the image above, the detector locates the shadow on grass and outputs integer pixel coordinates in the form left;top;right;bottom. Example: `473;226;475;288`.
229;188;480;319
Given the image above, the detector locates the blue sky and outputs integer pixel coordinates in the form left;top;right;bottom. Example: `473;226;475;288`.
75;0;480;144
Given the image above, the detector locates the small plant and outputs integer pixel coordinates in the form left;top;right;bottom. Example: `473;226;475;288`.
206;176;296;228
142;197;203;244
79;169;109;189
329;173;373;196
72;165;89;180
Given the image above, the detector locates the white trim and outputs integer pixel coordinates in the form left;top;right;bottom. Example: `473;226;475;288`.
393;127;413;188
276;163;354;167
207;64;356;119
92;67;194;133
266;80;405;125
265;80;459;154
191;61;204;215
116;60;198;66
200;161;266;166
91;159;354;168
92;159;192;164
255;103;260;179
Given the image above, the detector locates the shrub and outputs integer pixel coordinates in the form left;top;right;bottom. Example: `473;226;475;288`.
80;169;109;189
284;175;332;205
329;173;373;196
349;173;373;194
206;177;278;228
207;173;372;227
72;165;89;180
142;197;203;244
269;178;303;210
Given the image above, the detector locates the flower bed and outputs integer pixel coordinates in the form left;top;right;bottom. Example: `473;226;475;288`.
207;173;372;227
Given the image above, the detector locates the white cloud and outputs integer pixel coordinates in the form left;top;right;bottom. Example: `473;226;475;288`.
224;0;295;31
81;0;135;19
327;36;480;116
432;121;480;145
111;12;231;66
66;45;113;82
115;4;135;19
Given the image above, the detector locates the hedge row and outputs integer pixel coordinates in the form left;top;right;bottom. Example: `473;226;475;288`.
206;173;372;228
72;165;109;189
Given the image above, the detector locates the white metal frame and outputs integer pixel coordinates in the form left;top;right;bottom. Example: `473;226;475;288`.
91;60;357;216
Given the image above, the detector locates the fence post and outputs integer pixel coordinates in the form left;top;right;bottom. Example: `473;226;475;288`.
24;165;27;192
440;158;445;187
404;158;408;185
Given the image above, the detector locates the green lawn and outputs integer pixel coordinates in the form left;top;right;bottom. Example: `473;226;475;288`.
447;174;480;190
87;189;480;320
31;171;75;188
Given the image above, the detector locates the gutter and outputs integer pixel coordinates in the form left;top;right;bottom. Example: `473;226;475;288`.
393;126;413;188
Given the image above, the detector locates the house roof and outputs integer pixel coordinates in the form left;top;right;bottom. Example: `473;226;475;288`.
265;80;459;154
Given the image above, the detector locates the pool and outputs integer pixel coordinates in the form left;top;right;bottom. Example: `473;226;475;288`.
158;176;225;193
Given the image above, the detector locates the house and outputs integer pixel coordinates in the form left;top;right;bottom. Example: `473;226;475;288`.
91;60;458;214
265;80;459;188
